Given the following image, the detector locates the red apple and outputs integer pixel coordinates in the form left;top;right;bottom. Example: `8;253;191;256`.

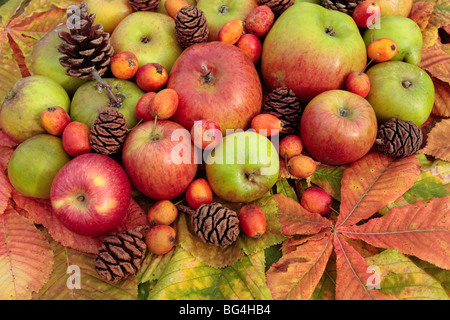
235;33;262;63
122;120;198;199
190;119;222;150
300;90;377;165
301;186;332;216
167;41;262;135
244;5;274;37
50;153;131;236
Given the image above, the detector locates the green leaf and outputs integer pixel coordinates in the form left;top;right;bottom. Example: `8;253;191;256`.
275;178;298;201
148;246;272;300
310;164;346;201
366;249;450;300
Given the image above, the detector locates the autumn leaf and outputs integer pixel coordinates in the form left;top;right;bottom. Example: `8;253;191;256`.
0;208;53;300
310;164;346;201
336;153;421;228
421;118;450;161
420;39;450;84
431;77;450;117
409;1;436;30
340;196;450;270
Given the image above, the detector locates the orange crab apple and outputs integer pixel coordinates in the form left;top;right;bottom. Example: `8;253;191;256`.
62;121;92;157
147;200;178;226
218;19;244;44
148;88;178;120
251;113;283;137
41;106;71;136
136;63;169;92
185;178;213;210
110;51;139;80
279;135;303;161
367;38;398;63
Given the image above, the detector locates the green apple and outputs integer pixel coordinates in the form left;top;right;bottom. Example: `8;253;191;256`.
365;61;435;127
110;11;183;72
0;75;71;143
363;16;422;65
205;131;279;203
196;0;258;41
70;78;145;129
30;24;85;95
377;0;413;17
86;0;134;34
8;134;71;199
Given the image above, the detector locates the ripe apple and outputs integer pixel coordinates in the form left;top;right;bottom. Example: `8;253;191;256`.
346;71;371;98
50;153;131;236
301;186;332;216
157;0;197;15
30;24;86;95
261;2;367;104
363;16;422;65
110;11;183;72
236;33;262;63
0;75;70;143
196;0;258;41
377;0;412;17
185;178;214;210
86;0;134;34
136;92;157;122
244;5;274;37
8;134;71;199
62;121;92;157
122;120;198;200
167;41;262;135
190;119;222;150
41;106;72;136
205;131;279;203
300;90;377;165
365;61;435;127
239;204;266;238
70;78;145;129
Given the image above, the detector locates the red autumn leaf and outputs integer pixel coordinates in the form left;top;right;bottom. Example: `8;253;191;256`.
339;196;450;270
273;193;333;235
409;1;436;30
336;153;421;228
421;118;450;162
333;233;396;300
266;232;334;300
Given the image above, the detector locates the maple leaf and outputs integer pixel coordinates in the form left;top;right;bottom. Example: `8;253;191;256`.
421;118;450;161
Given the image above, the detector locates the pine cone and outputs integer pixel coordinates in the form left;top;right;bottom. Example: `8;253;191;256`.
191;203;240;248
95;228;147;282
175;6;209;48
58;1;114;80
262;87;302;138
90;109;128;155
129;0;160;11
258;0;294;16
375;118;424;158
322;0;364;15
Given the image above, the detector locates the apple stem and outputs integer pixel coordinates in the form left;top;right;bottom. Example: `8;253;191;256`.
361;53;379;73
91;69;123;108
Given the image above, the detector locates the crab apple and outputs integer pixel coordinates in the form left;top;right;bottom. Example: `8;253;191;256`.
164;0;191;18
287;154;317;179
145;225;176;255
235;33;262;63
279;135;303;161
239;204;266;238
185;178;214;210
352;0;381;28
250;113;283;137
147;200;178;226
218;19;244;44
148;88;178;120
136;63;169;92
135;91;157;122
244;5;274;37
41;106;71;136
62;121;91;157
110;51;139;79
190;119;222;150
346;72;371;98
301;186;332;216
367;38;398;63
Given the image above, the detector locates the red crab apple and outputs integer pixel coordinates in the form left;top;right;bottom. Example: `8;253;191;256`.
301;186;332;216
244;5;274;37
50;153;132;236
190;119;222;150
168;41;262;135
236;33;262;63
300;90;377;165
261;2;367;103
122;120;198;200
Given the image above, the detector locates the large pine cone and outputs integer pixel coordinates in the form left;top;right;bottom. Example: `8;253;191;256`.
58;1;114;80
95;228;147;282
175;6;209;48
322;0;364;15
191;203;240;248
90;109;128;155
375;118;424;158
129;0;160;11
262;87;302;138
258;0;294;16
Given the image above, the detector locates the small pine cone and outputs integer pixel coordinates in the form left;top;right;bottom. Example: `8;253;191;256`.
175;5;209;48
95;228;147;282
129;0;160;11
58;1;114;80
258;0;294;16
90;109;128;155
375;118;424;158
262;87;302;138
322;0;364;15
191;203;240;248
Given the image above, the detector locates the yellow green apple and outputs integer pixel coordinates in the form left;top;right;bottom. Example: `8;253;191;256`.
377;0;413;17
86;0;134;34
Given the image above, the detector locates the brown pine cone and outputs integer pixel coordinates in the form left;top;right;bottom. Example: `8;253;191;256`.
174;5;209;48
375;118;424;158
129;0;160;11
258;0;294;16
58;1;114;80
90;109;128;155
95;228;147;282
191;203;240;248
322;0;364;15
262;87;302;138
